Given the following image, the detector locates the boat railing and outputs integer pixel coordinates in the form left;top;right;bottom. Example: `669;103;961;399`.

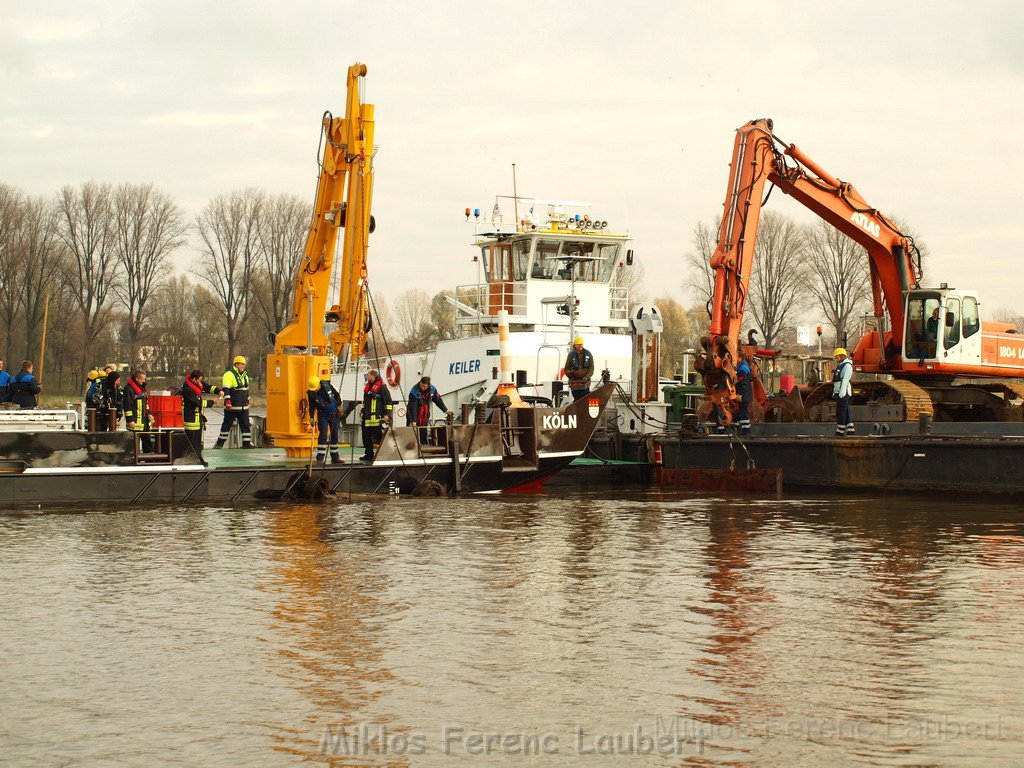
0;409;80;432
609;286;629;320
454;282;527;323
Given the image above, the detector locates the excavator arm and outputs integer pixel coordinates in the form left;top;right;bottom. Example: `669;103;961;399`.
266;63;376;455
701;118;921;417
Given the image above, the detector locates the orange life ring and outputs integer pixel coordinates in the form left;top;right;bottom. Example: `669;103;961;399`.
386;359;401;387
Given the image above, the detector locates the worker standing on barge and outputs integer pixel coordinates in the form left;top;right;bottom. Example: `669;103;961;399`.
123;369;154;451
307;375;343;464
736;353;753;437
407;376;451;445
11;361;40;409
565;337;594;402
181;370;221;459
360;369;393;462
215;356;253;449
833;348;854;436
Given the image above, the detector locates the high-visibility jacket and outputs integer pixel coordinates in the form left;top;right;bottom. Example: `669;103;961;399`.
362;378;393;427
832;358;853;399
122;377;150;431
181;376;220;430
221;367;250;410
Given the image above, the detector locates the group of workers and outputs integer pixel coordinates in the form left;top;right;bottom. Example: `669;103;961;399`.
80;356;254;458
711;346;856;437
0;359;42;409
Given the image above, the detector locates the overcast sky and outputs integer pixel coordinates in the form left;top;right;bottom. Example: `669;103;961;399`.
3;1;1023;321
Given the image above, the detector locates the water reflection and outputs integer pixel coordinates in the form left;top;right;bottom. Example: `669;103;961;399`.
0;490;1022;766
262;503;407;763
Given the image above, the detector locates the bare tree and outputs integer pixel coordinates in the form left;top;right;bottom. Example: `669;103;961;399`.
0;185;25;354
256;193;308;336
56;182;120;368
683;218;719;305
611;258;647;305
392;288;434;351
653;295;693;377
430;290;457;341
112;183;187;366
804;220;871;348
194;189;265;362
747;212;808;347
19;196;62;362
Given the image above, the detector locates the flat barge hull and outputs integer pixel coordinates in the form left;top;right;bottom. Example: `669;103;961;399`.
656;435;1024;495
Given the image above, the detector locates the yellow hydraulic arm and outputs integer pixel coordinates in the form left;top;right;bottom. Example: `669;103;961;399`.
266;63;376;456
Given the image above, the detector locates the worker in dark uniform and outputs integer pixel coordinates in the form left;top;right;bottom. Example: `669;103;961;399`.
97;370;122;430
360;368;393;462
564;336;594;402
123;369;154;452
407;376;452;445
735;353;753;437
307;375;344;464
0;359;11;403
180;370;221;459
10;361;40;410
215;355;253;448
84;370;102;429
833;347;854;436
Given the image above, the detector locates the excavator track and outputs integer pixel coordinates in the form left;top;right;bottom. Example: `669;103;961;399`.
803;379;934;422
858;379;934;421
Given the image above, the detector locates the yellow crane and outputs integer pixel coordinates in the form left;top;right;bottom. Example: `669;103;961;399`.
266;63;376;456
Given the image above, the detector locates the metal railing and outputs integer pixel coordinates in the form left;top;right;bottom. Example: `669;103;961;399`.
454;283;527;323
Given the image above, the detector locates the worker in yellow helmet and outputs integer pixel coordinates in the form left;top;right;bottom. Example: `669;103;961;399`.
564;336;594;402
306;374;343;464
214;355;253;448
832;347;854;436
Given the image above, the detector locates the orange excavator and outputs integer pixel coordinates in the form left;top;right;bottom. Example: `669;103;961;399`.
700;118;1024;424
265;63;376;455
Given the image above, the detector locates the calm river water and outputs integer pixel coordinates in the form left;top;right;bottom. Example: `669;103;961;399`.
2;487;1023;766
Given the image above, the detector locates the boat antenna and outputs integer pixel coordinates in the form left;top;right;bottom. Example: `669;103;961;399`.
512;163;519;230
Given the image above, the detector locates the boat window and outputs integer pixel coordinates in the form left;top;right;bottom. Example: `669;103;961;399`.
511;240;530;281
904;294;941;358
532;240;561;279
561;241;602;281
596;243;621;282
485;243;512;281
963;296;980;338
944;298;961;349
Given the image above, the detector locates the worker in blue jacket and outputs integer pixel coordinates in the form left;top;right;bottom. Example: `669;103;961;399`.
0;358;12;402
407;376;452;445
307;375;343;464
735;354;753;437
10;361;40;409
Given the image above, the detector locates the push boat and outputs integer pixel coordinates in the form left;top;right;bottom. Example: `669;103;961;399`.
332;197;671;436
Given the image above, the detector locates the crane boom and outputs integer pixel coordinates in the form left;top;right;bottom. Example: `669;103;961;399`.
266;63;376;456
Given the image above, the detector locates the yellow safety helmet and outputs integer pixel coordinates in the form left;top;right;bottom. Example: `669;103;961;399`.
307;375;321;390
233;355;247;365
87;369;100;381
833;347;848;357
573;336;584;346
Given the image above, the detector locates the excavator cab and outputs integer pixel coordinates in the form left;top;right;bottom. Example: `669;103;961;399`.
902;289;982;366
